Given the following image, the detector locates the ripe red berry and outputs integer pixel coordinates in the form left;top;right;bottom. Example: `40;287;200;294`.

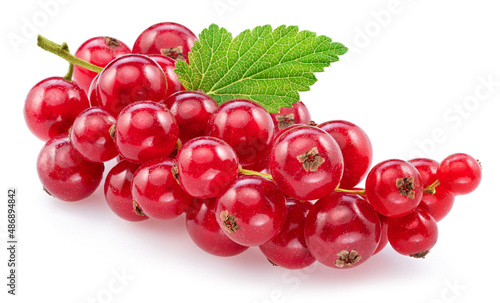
37;135;103;202
319;120;373;189
438;153;482;195
186;198;248;257
215;175;287;247
269;125;344;200
365;159;423;217
96;54;167;117
259;199;316;269
132;22;197;63
387;207;438;258
148;54;185;98
176;137;239;198
304;192;381;269
410;158;455;222
206;99;274;166
269;101;311;133
70;107;118;163
24;77;90;141
73;36;131;94
104;160;148;222
114;101;179;164
373;214;389;255
132;157;192;220
165;91;219;142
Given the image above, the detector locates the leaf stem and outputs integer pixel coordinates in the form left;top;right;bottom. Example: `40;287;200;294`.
37;35;103;73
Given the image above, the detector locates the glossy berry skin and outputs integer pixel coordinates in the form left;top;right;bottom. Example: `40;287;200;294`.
373;214;389;255
37;135;103;202
409;158;439;186
409;158;454;222
365;159;423;217
186;198;248;257
104;160;147;222
438;153;482;195
165;91;218;142
269;125;344;200
215;175;287;247
269;101;311;132
88;72;101;107
388;207;438;257
318;120;372;189
132;157;192;220
73;36;131;94
419;190;455;222
132;22;197;62
24;77;90;141
114;101;179;164
304;192;381;269
70;107;118;163
148;55;185;98
176;137;239;199
259;199;316;269
206;99;274;166
96;54;167;117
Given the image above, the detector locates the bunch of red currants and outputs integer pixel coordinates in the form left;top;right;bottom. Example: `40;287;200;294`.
24;22;482;270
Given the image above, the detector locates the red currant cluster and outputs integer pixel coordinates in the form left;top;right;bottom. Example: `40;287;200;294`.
24;22;482;270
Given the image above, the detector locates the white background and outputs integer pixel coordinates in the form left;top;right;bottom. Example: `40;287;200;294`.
1;0;499;302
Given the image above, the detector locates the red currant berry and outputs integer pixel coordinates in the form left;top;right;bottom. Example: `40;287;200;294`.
373;214;389;255
304;192;381;268
176;137;239;199
165;91;218;142
409;158;439;186
438;153;482;195
104;160;148;222
409;158;455;222
259;199;316;269
37;135;103;201
88;72;101;107
24;77;90;141
269;101;311;132
114;101;179;164
419;190;455;222
365;159;423;217
186;198;248;257
96;54;167;117
70;107;118;163
132;22;197;63
215;175;287;247
269;125;344;200
73;36;131;94
148;54;185;98
319;120;373;189
132;157;192;220
387;207;438;258
206;99;274;166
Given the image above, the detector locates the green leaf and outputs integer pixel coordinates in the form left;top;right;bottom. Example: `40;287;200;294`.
175;24;347;113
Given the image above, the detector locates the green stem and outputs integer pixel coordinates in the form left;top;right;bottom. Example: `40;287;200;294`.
37;35;103;73
63;63;74;82
334;188;366;195
238;167;273;180
423;180;440;195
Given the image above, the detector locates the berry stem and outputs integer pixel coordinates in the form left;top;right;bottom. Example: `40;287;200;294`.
334;188;366;195
37;35;103;73
238;167;273;180
423;180;440;195
63;63;74;82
